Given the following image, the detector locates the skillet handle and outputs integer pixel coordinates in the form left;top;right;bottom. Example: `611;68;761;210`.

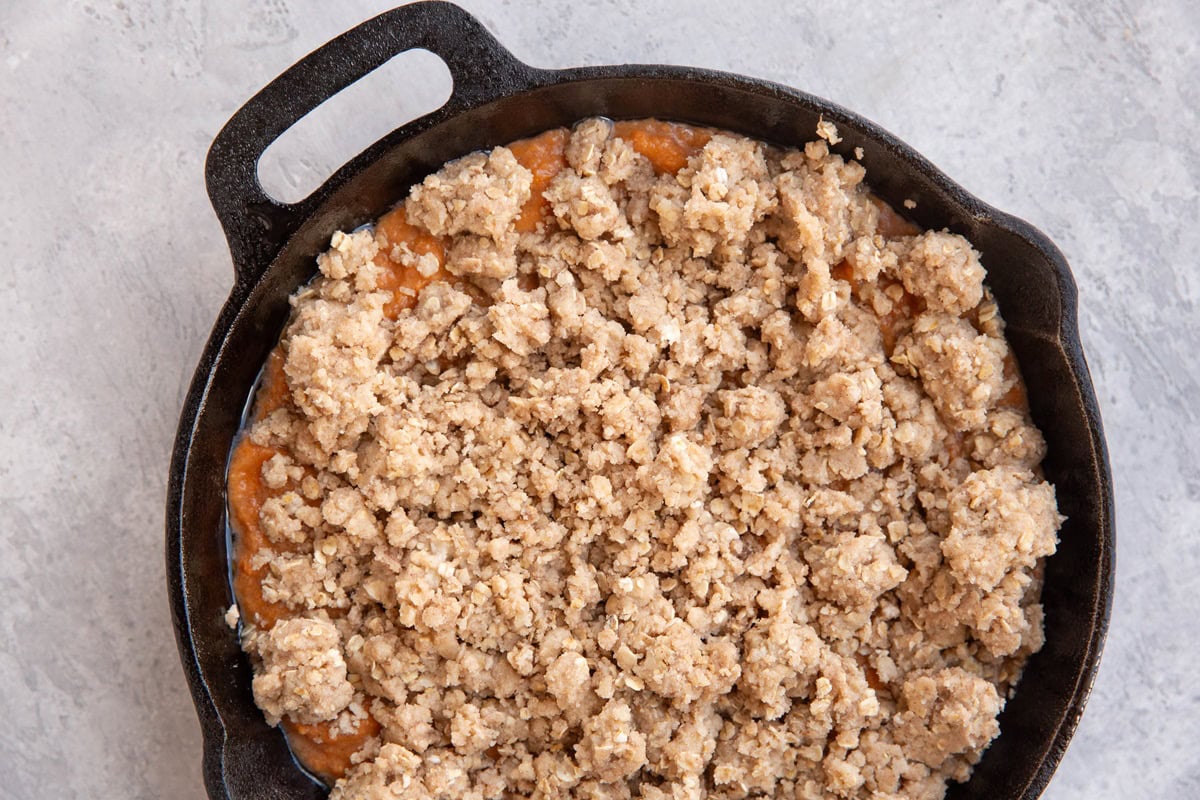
205;1;535;286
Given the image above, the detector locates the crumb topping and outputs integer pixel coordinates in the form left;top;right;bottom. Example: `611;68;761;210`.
231;118;1061;800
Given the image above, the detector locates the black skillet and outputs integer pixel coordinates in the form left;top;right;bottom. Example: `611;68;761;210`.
166;2;1115;797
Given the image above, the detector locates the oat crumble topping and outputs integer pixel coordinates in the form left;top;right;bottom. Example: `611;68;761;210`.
230;118;1062;800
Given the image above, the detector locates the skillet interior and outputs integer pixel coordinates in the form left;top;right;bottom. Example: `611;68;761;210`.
168;4;1113;799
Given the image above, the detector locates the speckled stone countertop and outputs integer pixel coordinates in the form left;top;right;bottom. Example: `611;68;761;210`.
1;1;1196;797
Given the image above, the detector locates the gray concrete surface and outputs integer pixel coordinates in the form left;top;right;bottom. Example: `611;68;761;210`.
1;1;1196;797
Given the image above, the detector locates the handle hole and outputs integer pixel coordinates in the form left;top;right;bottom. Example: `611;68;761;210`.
257;48;453;205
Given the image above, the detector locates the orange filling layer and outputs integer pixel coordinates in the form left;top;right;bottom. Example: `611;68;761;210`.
508;127;570;232
373;205;450;319
227;438;290;630
613;119;712;175
229;347;378;778
282;711;382;782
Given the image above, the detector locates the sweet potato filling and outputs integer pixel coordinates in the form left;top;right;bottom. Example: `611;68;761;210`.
227;117;1057;799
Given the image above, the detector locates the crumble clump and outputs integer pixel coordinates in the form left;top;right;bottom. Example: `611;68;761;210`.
246;616;355;727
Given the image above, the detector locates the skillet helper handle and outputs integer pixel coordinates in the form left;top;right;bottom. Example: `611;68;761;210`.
205;0;532;286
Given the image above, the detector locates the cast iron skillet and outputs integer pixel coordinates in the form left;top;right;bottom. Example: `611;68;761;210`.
167;2;1115;798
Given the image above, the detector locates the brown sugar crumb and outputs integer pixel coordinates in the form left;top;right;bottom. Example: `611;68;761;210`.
228;118;1062;800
